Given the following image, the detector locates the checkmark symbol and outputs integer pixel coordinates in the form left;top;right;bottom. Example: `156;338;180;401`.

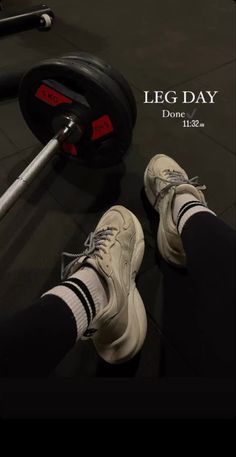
186;108;197;119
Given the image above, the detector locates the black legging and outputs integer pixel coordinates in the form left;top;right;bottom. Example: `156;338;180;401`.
161;213;235;378
0;212;235;377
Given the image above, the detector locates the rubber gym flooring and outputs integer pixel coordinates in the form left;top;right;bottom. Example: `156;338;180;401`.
0;0;235;378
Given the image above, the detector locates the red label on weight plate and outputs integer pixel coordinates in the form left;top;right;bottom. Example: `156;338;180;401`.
35;84;73;107
62;143;78;156
91;115;114;140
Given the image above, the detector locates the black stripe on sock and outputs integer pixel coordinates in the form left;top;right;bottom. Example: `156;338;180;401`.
67;277;96;319
177;200;205;220
62;282;91;326
177;202;206;231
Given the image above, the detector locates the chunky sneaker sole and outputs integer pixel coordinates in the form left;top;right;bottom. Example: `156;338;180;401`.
144;154;207;266
62;205;147;364
93;208;147;364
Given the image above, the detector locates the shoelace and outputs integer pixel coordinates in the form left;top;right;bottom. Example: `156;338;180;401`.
157;170;206;200
61;227;116;280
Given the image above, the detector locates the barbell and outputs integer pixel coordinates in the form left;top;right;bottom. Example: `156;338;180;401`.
0;52;137;221
0;4;54;35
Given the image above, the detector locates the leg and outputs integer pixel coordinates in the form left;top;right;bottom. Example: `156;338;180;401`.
0;206;147;377
144;154;235;377
0;294;77;376
0;266;106;377
181;212;235;377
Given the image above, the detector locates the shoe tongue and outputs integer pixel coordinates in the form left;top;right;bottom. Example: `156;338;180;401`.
175;183;200;198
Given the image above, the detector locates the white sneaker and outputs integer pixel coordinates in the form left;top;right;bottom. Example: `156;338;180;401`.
144;154;207;266
61;205;147;364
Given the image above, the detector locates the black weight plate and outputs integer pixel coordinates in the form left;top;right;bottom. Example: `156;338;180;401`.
19;58;134;166
59;58;134;166
62;52;137;127
61;55;133;136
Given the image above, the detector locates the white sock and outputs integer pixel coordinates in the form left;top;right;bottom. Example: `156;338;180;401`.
42;267;108;340
172;193;216;234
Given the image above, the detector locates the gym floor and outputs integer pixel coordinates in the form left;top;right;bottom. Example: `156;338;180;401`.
0;0;235;378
